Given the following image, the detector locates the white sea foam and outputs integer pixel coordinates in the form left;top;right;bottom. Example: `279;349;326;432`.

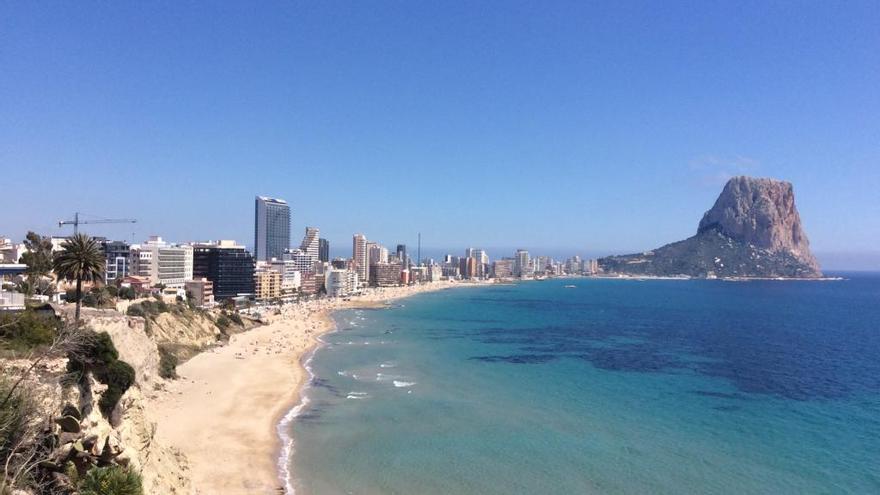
346;392;369;400
393;380;416;388
276;345;319;495
379;362;396;368
276;313;341;494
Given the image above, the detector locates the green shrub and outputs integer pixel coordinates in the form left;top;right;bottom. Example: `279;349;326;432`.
66;331;135;417
85;332;120;366
139;301;156;315
81;287;114;309
228;313;243;326
156;301;169;313
158;347;178;380
0;310;58;355
215;315;230;331
125;304;145;318
117;287;136;300
97;360;135;416
82;291;97;307
78;465;143;495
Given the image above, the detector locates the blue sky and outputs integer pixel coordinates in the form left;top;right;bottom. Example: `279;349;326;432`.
2;2;879;268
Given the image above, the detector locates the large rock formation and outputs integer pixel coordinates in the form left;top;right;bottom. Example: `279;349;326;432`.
600;176;822;278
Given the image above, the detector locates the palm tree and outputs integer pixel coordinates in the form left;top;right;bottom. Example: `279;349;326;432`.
53;233;105;323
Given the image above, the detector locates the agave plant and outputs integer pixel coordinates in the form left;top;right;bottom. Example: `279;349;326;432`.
53;233;105;323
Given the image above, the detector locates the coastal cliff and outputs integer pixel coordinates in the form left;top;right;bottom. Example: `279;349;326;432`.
600;176;822;278
0;302;253;495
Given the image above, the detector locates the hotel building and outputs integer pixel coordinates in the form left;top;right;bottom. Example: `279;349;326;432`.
254;196;290;262
318;238;330;262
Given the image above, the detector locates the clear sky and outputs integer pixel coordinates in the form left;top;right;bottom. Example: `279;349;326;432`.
2;2;879;269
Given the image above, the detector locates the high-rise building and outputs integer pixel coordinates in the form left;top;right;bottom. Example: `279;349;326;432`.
514;249;530;278
565;256;583;274
396;244;407;267
318;238;330;262
254;196;290;261
368;243;388;266
533;256;551;275
352;234;368;283
192;240;255;299
470;248;488;278
129;236;193;288
299;227;320;259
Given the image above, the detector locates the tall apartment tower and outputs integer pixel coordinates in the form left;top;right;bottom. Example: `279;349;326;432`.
396;244;407;268
352;234;368;283
318;238;330;263
299;227;320;258
514;249;530;278
254;196;290;261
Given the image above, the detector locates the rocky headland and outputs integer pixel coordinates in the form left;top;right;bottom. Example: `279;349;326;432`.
599;176;823;278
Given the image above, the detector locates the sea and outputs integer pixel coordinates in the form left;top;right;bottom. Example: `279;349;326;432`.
286;274;880;494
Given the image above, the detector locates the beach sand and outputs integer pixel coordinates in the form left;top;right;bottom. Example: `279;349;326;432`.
149;281;470;494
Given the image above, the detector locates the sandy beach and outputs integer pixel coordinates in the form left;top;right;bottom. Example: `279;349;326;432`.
149;281;469;494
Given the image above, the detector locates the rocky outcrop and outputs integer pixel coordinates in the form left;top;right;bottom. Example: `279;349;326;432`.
600;176;822;278
697;176;820;271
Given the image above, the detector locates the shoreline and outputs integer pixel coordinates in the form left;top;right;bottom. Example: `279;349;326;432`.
149;280;481;494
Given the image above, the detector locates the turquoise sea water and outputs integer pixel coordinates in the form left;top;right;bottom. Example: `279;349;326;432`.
288;275;880;494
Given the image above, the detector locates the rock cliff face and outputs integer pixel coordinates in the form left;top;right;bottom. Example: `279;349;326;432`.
600;176;822;278
697;176;819;270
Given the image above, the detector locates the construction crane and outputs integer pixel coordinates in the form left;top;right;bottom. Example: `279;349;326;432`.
58;212;137;235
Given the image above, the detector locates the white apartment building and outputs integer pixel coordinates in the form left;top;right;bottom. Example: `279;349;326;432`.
325;269;358;297
352;234;368;284
299;227;320;259
129;236;193;288
514;249;531;278
282;249;317;273
0;238;26;264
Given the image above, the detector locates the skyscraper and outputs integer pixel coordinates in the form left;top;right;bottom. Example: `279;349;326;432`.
514;249;530;278
254;196;290;261
396;244;407;268
352;234;368;283
318;238;330;263
299;227;319;259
